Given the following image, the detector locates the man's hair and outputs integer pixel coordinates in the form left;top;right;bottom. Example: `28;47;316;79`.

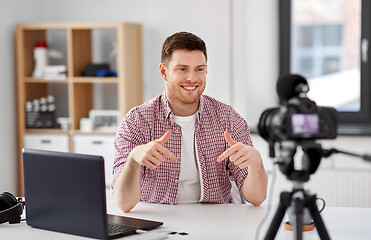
161;32;207;65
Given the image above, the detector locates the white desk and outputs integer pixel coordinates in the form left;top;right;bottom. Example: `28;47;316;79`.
1;191;370;240
109;202;371;240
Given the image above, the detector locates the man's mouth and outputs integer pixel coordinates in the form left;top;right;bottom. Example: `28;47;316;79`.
181;85;198;91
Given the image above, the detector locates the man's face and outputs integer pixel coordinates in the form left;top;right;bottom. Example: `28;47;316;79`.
160;49;207;106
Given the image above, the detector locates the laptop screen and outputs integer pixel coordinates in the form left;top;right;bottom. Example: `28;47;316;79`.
23;148;109;239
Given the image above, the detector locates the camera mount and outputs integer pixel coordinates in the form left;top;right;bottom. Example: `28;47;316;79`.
273;140;323;182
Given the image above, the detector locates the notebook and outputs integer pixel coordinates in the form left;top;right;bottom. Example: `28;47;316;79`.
22;148;163;239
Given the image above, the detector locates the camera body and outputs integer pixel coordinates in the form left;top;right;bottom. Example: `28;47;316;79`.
258;75;338;143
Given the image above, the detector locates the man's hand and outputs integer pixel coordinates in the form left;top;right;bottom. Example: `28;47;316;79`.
217;131;262;169
114;131;178;212
217;131;267;205
129;131;178;170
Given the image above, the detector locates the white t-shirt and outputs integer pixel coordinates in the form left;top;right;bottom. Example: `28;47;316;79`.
174;112;201;203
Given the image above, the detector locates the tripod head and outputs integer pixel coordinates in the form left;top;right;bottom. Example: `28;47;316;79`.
272;140;323;183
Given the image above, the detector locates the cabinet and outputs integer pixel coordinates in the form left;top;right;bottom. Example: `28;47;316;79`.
73;134;115;187
24;134;69;152
16;23;142;194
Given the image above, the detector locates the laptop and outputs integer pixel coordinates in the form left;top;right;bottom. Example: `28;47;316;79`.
22;148;163;239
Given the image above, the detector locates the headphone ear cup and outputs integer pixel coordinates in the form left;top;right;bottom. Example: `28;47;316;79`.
0;192;23;224
0;192;18;210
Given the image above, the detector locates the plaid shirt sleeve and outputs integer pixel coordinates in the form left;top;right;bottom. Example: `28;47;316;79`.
112;106;145;188
225;105;253;191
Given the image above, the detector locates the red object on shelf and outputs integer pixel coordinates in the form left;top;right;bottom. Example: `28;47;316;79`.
35;41;48;48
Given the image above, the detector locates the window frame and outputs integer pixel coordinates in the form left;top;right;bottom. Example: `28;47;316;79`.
279;0;371;134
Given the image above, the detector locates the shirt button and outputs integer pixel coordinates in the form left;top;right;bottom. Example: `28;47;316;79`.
175;180;179;184
177;155;180;158
174;129;179;133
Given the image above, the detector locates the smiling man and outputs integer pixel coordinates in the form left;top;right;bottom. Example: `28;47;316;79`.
112;32;267;213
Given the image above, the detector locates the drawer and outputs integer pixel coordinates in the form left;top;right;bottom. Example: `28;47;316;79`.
73;134;115;186
24;134;69;152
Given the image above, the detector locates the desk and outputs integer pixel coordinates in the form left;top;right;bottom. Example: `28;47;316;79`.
110;203;371;240
1;191;370;240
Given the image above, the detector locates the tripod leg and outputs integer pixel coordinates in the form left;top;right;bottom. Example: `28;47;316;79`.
307;195;331;240
264;192;292;240
292;197;303;240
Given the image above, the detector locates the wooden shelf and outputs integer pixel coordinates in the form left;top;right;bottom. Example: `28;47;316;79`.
19;22;126;30
16;22;143;195
72;77;119;83
25;129;116;135
24;77;68;83
25;129;70;134
73;130;117;135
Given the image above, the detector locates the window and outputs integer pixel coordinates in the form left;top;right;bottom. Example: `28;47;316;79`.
280;0;371;133
294;25;343;77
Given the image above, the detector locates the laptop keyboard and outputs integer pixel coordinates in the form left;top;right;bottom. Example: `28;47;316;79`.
108;223;138;235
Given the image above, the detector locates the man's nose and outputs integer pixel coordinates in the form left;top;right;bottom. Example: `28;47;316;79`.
186;71;198;81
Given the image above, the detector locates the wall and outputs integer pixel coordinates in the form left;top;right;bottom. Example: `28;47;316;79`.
0;0;43;194
244;0;279;126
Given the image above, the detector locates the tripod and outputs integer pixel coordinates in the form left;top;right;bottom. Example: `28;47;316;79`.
263;140;331;240
264;182;330;240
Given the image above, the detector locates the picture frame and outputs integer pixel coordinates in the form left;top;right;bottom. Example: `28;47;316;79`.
89;109;121;132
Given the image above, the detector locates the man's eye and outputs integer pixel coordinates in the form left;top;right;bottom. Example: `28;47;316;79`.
178;68;186;71
197;68;205;72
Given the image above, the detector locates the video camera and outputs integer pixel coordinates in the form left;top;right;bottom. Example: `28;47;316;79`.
258;74;337;143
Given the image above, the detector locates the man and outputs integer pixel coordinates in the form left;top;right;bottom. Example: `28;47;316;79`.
112;32;267;213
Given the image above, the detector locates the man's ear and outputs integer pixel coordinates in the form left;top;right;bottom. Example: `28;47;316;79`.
159;63;167;81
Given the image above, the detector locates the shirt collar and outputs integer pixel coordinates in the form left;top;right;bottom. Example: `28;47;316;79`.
197;96;204;122
160;92;204;122
160;92;173;120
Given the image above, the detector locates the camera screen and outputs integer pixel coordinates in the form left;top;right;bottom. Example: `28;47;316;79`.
291;113;319;135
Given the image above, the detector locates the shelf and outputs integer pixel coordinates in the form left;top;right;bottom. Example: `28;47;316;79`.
16;22;143;195
74;130;117;135
24;77;119;83
24;77;68;83
72;77;119;83
25;129;70;134
25;129;116;135
19;22;125;30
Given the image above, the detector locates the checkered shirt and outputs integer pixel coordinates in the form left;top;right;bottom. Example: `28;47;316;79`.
112;93;253;204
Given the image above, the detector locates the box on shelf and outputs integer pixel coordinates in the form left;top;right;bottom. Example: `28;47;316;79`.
25;111;56;129
25;95;56;129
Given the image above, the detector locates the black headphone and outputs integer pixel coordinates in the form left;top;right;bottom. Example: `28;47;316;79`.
0;192;25;224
